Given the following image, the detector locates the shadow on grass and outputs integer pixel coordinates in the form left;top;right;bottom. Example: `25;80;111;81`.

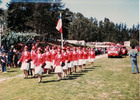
7;70;17;72
28;73;56;79
94;66;101;67
81;70;93;73
61;73;85;81
42;80;58;83
85;67;95;69
109;56;124;59
40;66;98;83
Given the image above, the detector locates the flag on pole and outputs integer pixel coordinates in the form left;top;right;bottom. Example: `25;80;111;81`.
56;13;63;34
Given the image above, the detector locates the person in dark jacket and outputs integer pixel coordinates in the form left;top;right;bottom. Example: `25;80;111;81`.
7;48;14;69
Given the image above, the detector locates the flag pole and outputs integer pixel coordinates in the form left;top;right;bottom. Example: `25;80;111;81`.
60;13;63;48
61;33;63;48
56;12;63;48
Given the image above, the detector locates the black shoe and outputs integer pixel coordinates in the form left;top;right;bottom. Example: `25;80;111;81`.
32;76;36;78
24;77;28;79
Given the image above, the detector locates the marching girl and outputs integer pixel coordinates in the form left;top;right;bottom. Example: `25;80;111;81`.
61;47;68;78
54;48;63;81
77;47;83;72
34;47;45;83
44;46;52;75
88;48;91;62
30;46;36;77
89;48;95;66
72;47;78;72
18;46;31;79
51;46;57;72
67;46;74;75
82;48;88;69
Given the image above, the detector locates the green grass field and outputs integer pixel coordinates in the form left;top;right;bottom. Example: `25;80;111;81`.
0;67;23;79
0;55;139;100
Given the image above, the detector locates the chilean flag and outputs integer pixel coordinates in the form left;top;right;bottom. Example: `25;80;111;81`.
56;13;63;34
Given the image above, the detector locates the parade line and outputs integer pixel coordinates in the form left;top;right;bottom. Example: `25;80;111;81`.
0;54;107;83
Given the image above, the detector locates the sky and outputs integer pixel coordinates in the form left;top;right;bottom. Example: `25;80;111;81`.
63;0;139;28
0;0;139;28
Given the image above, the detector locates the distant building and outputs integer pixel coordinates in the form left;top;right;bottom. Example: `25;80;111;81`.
124;41;130;47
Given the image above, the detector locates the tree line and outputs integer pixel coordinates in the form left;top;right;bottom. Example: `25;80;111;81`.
0;1;139;45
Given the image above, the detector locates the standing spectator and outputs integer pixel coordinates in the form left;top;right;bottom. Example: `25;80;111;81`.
1;45;5;53
103;48;106;54
7;48;14;69
0;48;2;71
18;50;22;61
14;49;19;68
1;51;7;73
95;48;98;55
129;45;139;74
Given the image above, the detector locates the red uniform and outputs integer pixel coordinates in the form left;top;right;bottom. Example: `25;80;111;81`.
51;50;57;61
67;50;73;61
31;50;36;61
44;51;51;62
30;50;37;69
83;51;88;59
54;54;63;66
34;53;45;67
19;51;31;63
89;51;95;59
72;51;78;61
61;51;68;63
77;50;83;59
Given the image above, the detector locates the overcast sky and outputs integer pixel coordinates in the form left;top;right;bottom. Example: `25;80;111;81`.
0;0;139;28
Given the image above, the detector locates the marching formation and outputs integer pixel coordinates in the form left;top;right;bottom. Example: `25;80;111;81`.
17;46;96;83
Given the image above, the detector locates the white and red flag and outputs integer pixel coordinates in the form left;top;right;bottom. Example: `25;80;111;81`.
56;13;63;34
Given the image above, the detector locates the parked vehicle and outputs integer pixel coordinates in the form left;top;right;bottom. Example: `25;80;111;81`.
108;45;122;58
120;45;128;55
135;46;140;52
